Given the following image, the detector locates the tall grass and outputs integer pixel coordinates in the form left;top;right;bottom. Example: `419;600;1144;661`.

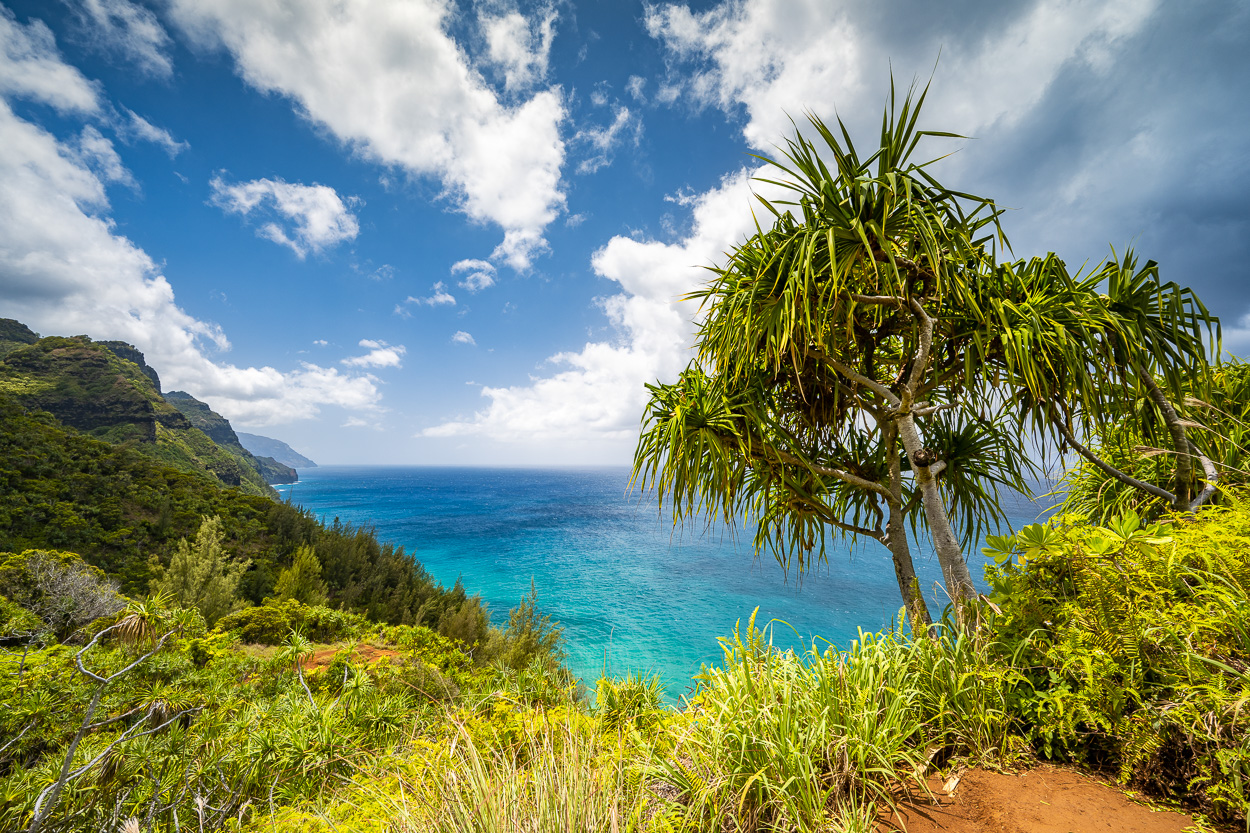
646;612;1013;833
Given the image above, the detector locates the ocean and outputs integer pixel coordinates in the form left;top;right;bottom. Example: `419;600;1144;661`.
277;466;1053;701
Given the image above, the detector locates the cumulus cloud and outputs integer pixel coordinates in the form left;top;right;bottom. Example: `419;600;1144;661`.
644;0;1155;148
625;75;646;102
451;330;476;345
117;108;189;156
573;105;640;174
0;24;383;428
393;282;457;317
0;8;101;113
342;338;406;368
209;175;360;257
479;3;557;92
71;0;174;78
451;258;497;292
421;282;457;306
641;0;1250;335
423;169;770;443
167;0;567;270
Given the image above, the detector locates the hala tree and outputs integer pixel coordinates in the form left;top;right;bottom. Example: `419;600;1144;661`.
633;81;1219;627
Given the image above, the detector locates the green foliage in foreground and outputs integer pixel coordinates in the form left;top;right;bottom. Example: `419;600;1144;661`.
984;504;1250;822
0;589;574;833
5;502;1246;832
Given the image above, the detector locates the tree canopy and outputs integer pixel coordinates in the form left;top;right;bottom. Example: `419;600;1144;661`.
633;81;1220;626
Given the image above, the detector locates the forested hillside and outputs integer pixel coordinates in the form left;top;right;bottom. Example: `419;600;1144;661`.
0;325;275;496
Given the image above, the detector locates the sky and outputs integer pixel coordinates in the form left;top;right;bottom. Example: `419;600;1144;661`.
0;0;1247;466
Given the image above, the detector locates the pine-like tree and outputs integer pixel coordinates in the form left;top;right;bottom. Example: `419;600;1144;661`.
273;545;328;607
151;515;247;626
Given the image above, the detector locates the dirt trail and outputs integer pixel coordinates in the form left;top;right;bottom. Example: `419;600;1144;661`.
877;765;1195;833
301;642;398;672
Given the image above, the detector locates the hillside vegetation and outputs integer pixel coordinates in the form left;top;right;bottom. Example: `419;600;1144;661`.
2;502;1246;832
0;325;275;497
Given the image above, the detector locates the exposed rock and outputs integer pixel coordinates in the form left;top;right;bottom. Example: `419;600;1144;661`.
99;340;163;393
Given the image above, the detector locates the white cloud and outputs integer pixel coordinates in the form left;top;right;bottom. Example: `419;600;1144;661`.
342;338;406;368
479;4;557;92
625;75;647;102
118;108;189;156
73;0;174;78
451;330;476;345
313;339;328;346
74;125;134;187
167;0;567;270
209;175;360;258
451;258;496;292
0;41;383;428
424;169;770;443
573;105;640;174
421;282;457;306
644;0;1156;151
0;8;101;113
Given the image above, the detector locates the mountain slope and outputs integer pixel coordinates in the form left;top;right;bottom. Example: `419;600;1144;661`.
0;329;275;497
164;392;298;484
237;431;317;468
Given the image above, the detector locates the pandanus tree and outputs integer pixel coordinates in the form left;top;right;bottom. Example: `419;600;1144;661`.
633;82;1220;628
982;251;1221;518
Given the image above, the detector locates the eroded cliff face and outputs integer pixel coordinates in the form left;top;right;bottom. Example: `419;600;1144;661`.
99;341;163;393
0;332;275;497
1;338;163;443
164;390;244;449
163;392;298;484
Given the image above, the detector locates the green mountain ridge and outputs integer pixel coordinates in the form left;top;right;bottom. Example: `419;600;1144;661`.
164;391;298;484
0;320;278;495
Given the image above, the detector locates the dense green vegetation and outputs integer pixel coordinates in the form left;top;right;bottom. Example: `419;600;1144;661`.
0;390;485;631
5;502;1245;831
0;326;275;497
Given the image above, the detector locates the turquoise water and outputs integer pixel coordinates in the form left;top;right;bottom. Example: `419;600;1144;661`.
278;466;1051;701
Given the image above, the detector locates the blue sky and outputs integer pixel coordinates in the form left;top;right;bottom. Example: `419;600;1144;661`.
1;0;1247;466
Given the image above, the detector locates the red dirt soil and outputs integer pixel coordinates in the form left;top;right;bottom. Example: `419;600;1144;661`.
301;642;398;672
877;765;1196;833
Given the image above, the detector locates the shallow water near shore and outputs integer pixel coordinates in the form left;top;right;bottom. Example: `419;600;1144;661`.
278;466;1053;702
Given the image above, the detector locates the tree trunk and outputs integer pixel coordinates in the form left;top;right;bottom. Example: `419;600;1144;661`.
883;427;932;631
896;411;977;622
1137;369;1199;511
883;501;932;631
29;684;105;833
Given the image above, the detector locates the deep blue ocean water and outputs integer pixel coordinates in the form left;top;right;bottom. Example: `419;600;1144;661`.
277;466;1053;701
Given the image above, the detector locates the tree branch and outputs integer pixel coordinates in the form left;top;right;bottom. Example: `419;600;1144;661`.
1137;368;1194;507
823;356;902;408
848;293;908;308
903;296;936;400
74;623;177;684
765;445;894;499
1186;438;1219;512
30;707;203;824
1054;418;1177;504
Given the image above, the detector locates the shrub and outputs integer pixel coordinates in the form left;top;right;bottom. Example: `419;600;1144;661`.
214;600;369;645
983;505;1250;824
0;549;124;639
0;593;42;637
